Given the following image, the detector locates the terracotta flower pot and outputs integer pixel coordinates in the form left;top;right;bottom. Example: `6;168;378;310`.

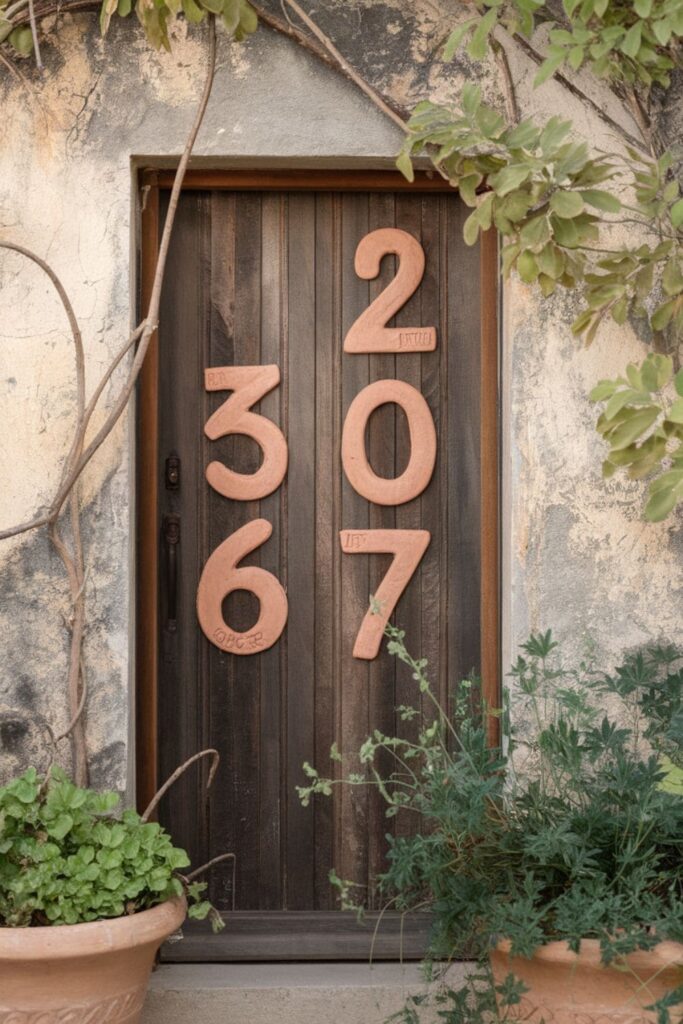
491;938;683;1024
0;896;186;1023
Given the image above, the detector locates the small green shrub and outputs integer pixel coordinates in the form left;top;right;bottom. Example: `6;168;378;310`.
0;766;219;928
300;626;683;1021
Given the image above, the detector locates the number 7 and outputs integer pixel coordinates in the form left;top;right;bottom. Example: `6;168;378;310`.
340;529;430;660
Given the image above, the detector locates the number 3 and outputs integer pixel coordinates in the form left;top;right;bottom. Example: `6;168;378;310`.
204;364;288;500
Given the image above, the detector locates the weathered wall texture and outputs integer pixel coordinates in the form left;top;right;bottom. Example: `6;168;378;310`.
0;0;680;791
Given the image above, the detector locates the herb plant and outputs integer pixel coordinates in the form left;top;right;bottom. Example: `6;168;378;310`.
0;766;220;929
299;626;683;1021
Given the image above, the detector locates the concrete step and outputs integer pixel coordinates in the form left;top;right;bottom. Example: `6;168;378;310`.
142;963;467;1024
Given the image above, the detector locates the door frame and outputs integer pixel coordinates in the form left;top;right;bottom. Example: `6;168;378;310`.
135;165;500;834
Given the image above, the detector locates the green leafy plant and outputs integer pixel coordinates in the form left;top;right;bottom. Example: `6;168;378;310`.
590;352;683;520
300;625;683;1022
445;0;683;89
397;0;683;522
0;766;222;929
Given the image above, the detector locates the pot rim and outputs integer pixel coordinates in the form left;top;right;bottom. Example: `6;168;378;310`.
0;895;186;960
494;937;683;971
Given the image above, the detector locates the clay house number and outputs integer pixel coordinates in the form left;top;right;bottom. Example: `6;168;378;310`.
196;228;437;661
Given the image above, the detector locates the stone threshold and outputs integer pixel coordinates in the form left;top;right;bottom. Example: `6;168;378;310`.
142;962;469;1024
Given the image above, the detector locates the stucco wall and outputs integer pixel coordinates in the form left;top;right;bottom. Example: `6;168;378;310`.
0;0;680;792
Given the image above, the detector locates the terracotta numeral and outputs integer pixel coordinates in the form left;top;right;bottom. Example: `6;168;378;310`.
340;529;431;659
341;379;437;505
344;228;437;353
196;518;288;655
204;364;288;500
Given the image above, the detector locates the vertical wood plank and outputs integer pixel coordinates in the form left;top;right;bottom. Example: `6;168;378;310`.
313;191;337;910
446;199;482;708
137;173;160;814
285;193;317;909
157;191;209;870
393;195;424;841
480;228;500;741
338;192;370;892
258;194;285;908
366;191;397;907
205;191;238;910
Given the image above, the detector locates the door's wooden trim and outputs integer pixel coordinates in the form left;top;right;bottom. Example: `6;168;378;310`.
141;168;454;193
136;169;501;816
480;228;500;746
161;911;432;962
136;171;161;812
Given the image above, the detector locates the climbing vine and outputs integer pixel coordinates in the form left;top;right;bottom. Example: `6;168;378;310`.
397;2;683;521
0;0;681;586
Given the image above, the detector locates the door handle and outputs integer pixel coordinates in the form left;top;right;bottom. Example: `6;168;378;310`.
162;514;180;631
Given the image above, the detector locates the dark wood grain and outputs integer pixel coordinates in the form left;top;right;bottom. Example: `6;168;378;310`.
143;177;498;960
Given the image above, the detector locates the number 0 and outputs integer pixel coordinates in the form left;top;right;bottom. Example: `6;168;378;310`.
341;379;437;505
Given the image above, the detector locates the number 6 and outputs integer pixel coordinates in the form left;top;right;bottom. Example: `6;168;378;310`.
196;519;288;655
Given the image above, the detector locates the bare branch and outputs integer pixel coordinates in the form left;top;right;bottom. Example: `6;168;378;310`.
27;0;43;69
185;852;235;884
279;0;407;132
141;748;220;823
510;33;648;154
491;31;519;126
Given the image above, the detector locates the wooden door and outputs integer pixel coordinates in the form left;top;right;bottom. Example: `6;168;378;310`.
137;171;498;961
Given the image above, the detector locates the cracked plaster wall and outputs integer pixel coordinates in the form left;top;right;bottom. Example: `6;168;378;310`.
0;0;680;792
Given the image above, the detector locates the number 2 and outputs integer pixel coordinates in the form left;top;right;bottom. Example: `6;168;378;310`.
340;529;431;660
344;228;437;353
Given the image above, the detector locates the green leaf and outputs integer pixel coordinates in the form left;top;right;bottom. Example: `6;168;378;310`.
568;46;584;71
517;250;538;283
504;120;540;150
117;0;132;16
651;298;679;331
182;0;205;22
663;258;683;296
607;407;660;450
534;52;565;87
463;209;481;246
652;18;672;46
674;368;683;397
589;380;620;402
580;190;621;213
667;398;683;425
645;478;682;521
540;117;572;154
461;83;482;116
443;19;476;60
550;191;584;219
634;0;652;16
670;199;683;229
620;22;642;59
396;149;414;183
604;389;650;421
489;164;531;197
47;813;73;840
467;8;498;61
9;25;33;54
520;215;551;250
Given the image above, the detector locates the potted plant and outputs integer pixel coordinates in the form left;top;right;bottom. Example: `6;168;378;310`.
0;759;226;1022
299;627;683;1023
